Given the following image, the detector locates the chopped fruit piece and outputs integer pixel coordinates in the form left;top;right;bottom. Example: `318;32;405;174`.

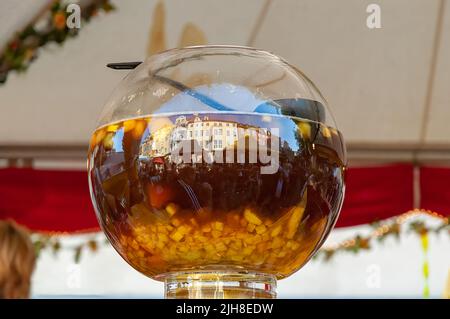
131;239;139;250
211;230;221;239
270;225;282;237
271;237;284;249
286;205;306;239
290;242;300;251
171;218;181;227
165;203;179;216
277;251;287;258
213;221;224;231
201;225;211;233
231;255;244;262
242;246;255;255
244;208;262;225
185;251;201;261
169;230;184;242
247;223;256;232
178;225;192;235
158;233;168;243
148;184;174;209
298;122;311;139
189;218;199;227
264;219;273;226
321;126;332;138
255;225;267;234
244;236;255;245
215;242;227;251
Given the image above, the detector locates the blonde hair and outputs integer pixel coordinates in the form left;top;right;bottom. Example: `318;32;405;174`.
0;220;36;299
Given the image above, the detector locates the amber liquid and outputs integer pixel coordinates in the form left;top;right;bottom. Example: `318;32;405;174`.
88;112;345;279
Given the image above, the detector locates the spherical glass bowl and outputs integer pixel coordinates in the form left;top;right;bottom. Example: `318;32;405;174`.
88;46;346;298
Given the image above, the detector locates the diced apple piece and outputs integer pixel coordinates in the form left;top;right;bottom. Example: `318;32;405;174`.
270;225;282;237
286;206;306;239
171;218;181;227
169;230;184;242
158;233;168;243
211;230;221;239
242;246;255;256
231;254;244;262
201;225;211;233
215;242;227;251
177;225;192;235
189;218;199;227
165;203;179;216
270;237;283;249
212;221;224;231
247;223;256;233
255;225;267;234
244;208;262;225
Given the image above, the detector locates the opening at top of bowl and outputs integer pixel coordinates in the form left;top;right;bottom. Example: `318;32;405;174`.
97;45;336;131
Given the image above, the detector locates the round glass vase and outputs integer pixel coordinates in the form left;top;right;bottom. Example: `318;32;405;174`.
87;45;346;299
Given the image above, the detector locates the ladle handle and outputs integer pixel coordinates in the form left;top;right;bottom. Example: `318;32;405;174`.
106;62;142;70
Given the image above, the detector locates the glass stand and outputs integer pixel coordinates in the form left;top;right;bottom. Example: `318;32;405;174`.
161;271;277;299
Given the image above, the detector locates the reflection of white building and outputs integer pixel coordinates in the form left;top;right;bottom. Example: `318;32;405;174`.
170;115;188;151
140;114;270;159
186;115;239;151
140;124;173;157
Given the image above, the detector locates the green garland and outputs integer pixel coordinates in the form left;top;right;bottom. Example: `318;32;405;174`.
314;217;449;262
0;0;115;84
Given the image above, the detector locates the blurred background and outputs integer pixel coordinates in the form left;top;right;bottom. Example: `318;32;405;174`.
0;0;449;298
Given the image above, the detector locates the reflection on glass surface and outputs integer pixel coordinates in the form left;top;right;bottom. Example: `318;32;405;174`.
88;46;346;298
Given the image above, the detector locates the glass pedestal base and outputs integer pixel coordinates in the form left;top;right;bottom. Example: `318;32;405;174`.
161;271;277;299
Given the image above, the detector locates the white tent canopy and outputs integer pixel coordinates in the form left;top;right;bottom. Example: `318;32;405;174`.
0;0;449;164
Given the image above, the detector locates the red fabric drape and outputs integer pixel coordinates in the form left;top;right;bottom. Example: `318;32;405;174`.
336;164;414;227
0;168;98;233
0;164;447;233
420;166;450;217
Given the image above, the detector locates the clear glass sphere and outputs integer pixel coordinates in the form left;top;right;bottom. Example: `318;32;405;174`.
88;46;346;298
